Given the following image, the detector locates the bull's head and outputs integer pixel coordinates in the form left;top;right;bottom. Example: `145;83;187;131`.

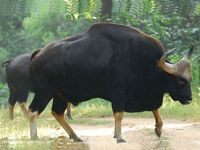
158;45;194;104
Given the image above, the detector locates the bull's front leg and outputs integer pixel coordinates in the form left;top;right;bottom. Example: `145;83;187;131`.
152;109;163;137
28;110;39;140
113;112;126;143
52;111;82;142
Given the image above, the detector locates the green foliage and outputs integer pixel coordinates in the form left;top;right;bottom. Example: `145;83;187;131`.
0;0;199;89
0;3;200;149
0;84;8;106
65;0;101;20
72;98;112;117
113;0;168;38
0;49;9;82
23;0;67;43
160;92;200;120
191;60;200;87
193;2;200;16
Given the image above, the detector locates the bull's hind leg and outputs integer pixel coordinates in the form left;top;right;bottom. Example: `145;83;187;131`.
152;109;163;137
113;112;126;143
111;89;126;143
28;93;52;140
52;95;82;142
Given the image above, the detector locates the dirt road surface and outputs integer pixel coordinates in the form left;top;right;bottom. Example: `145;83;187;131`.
47;117;200;150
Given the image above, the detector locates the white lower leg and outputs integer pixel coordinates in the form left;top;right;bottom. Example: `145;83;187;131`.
28;110;39;140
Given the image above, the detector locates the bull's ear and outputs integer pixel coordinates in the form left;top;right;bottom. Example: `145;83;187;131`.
184;45;194;60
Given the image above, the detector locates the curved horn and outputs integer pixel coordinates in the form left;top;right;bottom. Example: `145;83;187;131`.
183;45;194;60
158;48;178;74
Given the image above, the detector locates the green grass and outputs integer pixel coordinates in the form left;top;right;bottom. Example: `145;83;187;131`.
72;98;112;117
124;90;200;121
0;98;113;150
0;89;200;149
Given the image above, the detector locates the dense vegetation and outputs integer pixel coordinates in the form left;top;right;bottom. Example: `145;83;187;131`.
0;0;199;105
0;1;200;149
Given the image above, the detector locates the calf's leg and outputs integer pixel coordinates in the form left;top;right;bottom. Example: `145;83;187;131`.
8;91;17;121
152;109;163;137
18;90;29;118
9;104;15;121
8;88;29;120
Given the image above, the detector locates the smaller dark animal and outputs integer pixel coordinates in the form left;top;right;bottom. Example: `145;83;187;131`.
2;53;73;120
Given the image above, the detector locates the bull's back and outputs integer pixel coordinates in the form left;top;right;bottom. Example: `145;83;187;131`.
31;32;114;99
30;23;165;102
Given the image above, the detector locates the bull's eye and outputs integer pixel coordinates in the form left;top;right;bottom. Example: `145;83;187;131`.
177;78;186;86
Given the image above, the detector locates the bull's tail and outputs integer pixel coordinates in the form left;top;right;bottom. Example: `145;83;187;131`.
2;60;12;67
31;48;41;61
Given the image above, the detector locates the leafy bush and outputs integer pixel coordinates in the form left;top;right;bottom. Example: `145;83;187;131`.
0;0;199;86
0;83;8;105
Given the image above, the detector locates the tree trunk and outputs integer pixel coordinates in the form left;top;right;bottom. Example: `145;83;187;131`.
100;0;112;21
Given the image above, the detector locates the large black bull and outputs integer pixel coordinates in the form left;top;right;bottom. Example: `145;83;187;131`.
2;53;72;120
28;23;194;143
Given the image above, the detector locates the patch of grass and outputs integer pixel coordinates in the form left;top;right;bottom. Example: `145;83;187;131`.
1;90;200;149
10;139;53;150
72;98;112;118
160;92;200;121
0;103;55;150
125;91;200;121
69;117;111;125
0;99;113;149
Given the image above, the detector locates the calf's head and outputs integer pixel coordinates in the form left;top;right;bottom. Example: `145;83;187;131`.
158;45;194;104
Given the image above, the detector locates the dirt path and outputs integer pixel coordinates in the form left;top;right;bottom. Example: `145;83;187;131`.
49;118;200;150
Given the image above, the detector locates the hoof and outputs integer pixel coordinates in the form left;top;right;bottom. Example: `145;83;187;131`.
155;128;162;137
70;136;83;142
117;139;126;143
74;137;83;142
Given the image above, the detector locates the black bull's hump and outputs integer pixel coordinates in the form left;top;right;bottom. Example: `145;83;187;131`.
30;23;169;112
